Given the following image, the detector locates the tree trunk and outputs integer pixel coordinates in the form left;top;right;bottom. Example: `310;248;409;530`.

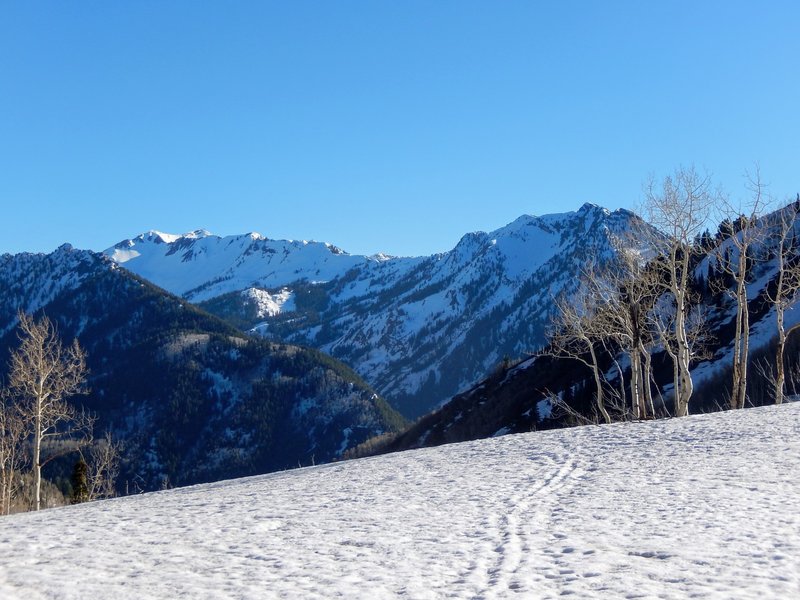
630;350;643;420
674;289;693;417
730;248;750;410
0;471;7;515
776;309;786;405
588;343;611;424
739;295;750;409
33;409;42;511
731;292;744;409
641;341;655;418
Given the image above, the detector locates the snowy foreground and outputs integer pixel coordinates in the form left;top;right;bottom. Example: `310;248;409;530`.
2;405;799;599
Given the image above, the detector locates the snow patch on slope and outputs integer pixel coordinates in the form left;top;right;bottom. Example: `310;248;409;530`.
243;287;295;318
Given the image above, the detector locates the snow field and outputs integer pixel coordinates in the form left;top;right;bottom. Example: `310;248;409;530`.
1;403;799;599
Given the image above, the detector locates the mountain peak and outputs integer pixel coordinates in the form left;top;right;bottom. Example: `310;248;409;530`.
578;202;603;213
136;230;180;244
185;229;213;239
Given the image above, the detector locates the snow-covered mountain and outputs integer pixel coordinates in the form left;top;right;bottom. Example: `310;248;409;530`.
107;203;652;417
2;402;798;599
0;247;405;490
105;228;389;302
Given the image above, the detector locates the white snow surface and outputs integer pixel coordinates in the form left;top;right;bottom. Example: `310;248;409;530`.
243;287;295;318
2;403;799;599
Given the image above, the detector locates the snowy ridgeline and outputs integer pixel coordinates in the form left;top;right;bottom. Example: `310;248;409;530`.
1;404;799;599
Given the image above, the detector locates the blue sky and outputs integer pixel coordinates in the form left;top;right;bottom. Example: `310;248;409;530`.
1;1;798;257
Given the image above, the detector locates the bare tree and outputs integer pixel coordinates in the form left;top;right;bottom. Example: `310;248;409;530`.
764;199;800;404
711;170;770;409
85;431;121;501
546;250;663;425
7;313;93;511
591;250;661;420
547;282;612;424
0;390;28;515
642;166;717;416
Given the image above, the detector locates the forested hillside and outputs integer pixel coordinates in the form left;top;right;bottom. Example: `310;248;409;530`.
0;246;404;504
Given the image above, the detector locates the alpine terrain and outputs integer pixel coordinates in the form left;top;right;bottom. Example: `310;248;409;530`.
106;203;652;417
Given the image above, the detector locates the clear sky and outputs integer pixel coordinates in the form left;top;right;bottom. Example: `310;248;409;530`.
1;1;798;257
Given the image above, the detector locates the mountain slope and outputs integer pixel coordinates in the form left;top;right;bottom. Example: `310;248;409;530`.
108;203;652;417
0;246;405;491
2;402;798;599
377;203;800;453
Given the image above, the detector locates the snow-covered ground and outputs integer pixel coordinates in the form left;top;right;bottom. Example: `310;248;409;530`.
1;404;799;599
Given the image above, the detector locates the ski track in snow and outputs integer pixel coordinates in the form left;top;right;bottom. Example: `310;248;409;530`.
1;404;799;599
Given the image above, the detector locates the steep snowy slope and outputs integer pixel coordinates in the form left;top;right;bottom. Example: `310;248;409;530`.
0;247;405;490
1;402;798;599
108;203;651;417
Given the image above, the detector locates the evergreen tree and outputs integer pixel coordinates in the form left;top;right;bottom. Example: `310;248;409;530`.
70;458;89;504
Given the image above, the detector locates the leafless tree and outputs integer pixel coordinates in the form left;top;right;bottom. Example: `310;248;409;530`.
7;313;93;511
84;431;121;501
642;166;717;416
0;389;28;515
711;169;770;409
547;281;612;424
590;249;661;420
763;199;800;404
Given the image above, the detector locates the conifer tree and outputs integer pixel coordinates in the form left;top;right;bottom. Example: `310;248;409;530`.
70;458;89;504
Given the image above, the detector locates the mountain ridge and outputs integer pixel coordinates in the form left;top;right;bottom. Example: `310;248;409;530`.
104;203;651;416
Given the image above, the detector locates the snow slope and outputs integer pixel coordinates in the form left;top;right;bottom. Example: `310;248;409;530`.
2;403;798;599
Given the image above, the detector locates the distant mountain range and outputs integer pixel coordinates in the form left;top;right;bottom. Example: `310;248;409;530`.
3;202;707;491
106;203;651;417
